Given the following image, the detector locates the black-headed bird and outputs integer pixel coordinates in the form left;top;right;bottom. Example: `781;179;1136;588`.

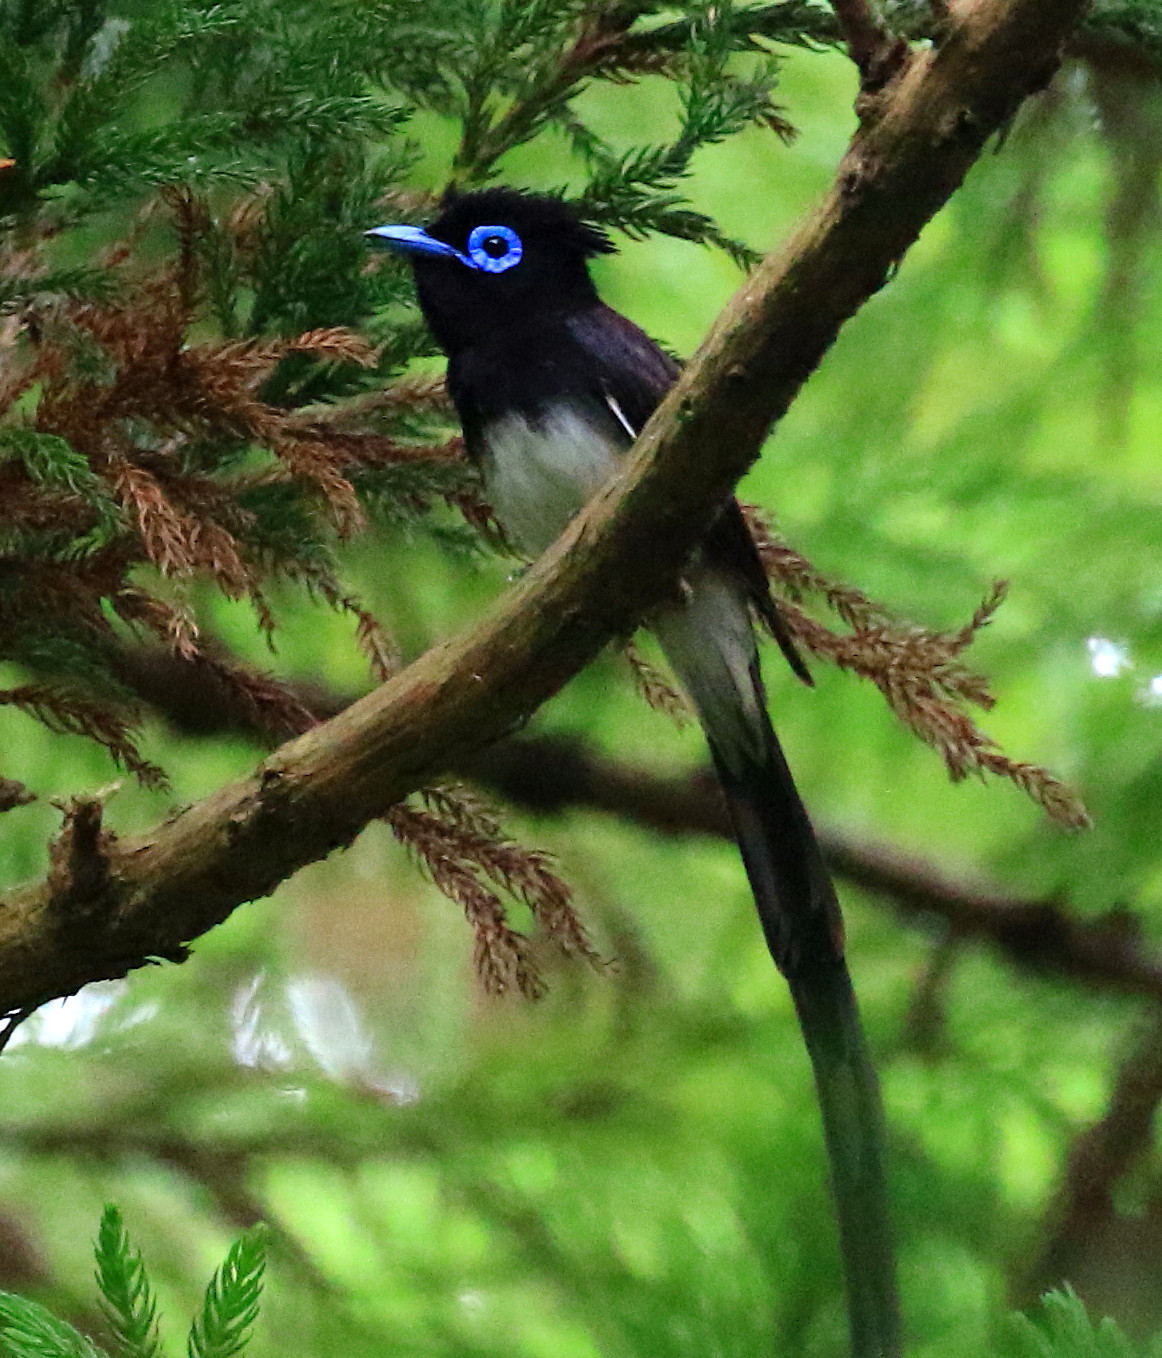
367;189;900;1358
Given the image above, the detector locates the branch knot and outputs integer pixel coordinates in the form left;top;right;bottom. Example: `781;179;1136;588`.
47;791;120;920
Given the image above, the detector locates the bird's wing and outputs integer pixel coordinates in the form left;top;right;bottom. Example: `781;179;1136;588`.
564;305;810;683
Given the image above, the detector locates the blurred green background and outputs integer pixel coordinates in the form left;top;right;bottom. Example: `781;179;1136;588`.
2;9;1162;1357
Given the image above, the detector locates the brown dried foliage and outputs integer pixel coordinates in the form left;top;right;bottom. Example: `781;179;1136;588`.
625;639;689;725
743;506;1090;828
385;785;602;998
0;190;478;785
0;684;167;789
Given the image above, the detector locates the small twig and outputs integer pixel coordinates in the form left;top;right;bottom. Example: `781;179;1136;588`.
901;929;959;1056
830;0;909;94
47;791;118;914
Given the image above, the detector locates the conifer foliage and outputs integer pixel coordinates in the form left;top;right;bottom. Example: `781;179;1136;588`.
0;1206;266;1358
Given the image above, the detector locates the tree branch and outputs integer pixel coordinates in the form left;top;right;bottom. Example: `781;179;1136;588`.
114;644;1162;1004
0;0;1089;1018
829;0;909;96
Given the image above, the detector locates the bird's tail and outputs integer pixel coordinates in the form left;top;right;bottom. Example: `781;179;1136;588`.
654;568;902;1358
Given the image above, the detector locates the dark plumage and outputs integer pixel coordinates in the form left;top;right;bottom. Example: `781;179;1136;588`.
413;189;614;355
366;188;900;1358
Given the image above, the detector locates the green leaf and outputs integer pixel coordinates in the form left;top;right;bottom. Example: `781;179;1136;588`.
0;429;104;497
93;1207;161;1358
186;1227;267;1358
0;1294;105;1358
1005;1289;1141;1358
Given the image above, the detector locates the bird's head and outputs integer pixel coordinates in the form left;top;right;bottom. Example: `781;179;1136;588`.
366;188;615;353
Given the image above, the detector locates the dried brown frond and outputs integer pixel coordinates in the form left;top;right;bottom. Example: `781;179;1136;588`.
114;586;200;659
385;785;602;996
379;372;451;413
180;336;369;534
110;458;255;593
111;460;195;575
290;428;463;466
739;505;1089;826
285;379;452;430
11;553;137;654
592;45;681;80
422;785;602;966
340;596;399;682
272;436;366;537
0;685;167;790
743;503;894;631
754;104;797;142
113;588;315;736
286;327;378;368
445;482;503;540
191;653;318;740
162;184;210;315
0;203;446;791
275;427;494;538
569;10;681;82
780;586;1089;827
226;189;274;256
385;800;546;998
625;639;689;725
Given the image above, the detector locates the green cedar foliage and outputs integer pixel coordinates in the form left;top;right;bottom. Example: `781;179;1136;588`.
2;1211;1160;1358
1004;1290;1162;1358
94;1207;160;1358
0;1207;265;1358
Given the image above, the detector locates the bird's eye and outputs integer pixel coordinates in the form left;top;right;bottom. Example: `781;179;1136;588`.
466;224;523;274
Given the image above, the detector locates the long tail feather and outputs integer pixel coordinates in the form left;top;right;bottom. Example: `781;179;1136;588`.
713;732;902;1358
655;570;902;1358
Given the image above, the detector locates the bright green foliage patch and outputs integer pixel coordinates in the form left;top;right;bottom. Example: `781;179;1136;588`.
0;1209;265;1358
1005;1290;1162;1358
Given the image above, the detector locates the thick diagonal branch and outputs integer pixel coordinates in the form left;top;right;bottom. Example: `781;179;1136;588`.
0;0;1089;1016
110;646;1162;1003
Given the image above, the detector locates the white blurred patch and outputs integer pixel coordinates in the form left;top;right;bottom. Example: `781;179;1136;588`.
286;973;372;1081
230;972;293;1070
1139;674;1162;709
1086;636;1131;678
10;981;126;1050
229;970;420;1101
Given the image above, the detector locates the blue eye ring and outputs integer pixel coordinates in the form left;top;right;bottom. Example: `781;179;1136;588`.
467;224;523;274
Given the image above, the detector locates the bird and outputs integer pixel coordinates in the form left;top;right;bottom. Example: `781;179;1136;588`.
366;188;900;1358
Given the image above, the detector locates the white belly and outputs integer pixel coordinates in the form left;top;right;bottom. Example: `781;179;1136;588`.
480;408;621;557
480;405;765;769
